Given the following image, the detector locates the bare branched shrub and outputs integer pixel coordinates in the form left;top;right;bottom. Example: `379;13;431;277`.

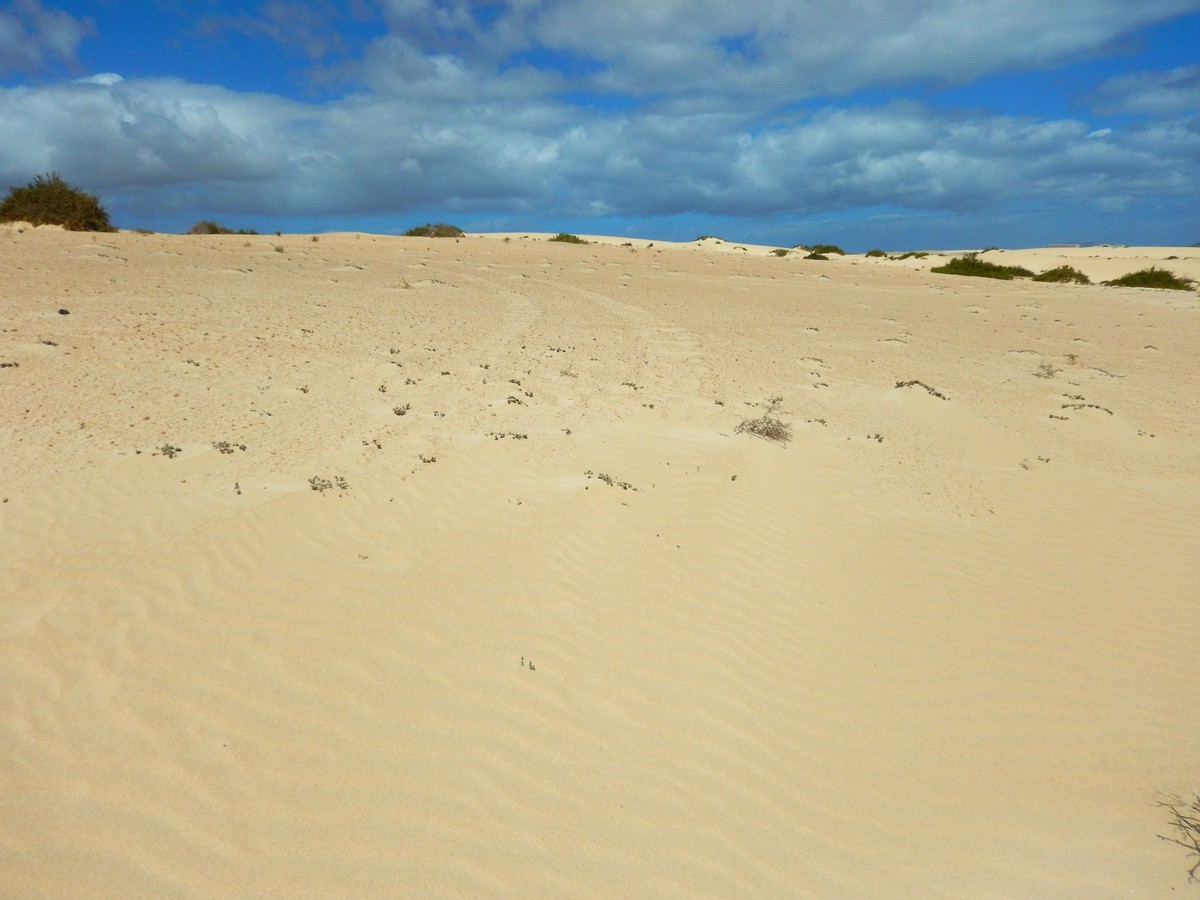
1158;791;1200;882
736;396;793;445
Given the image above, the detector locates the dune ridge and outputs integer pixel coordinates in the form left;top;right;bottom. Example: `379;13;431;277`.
2;226;1198;897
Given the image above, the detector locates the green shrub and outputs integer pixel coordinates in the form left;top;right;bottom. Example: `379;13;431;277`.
695;234;723;242
804;252;828;260
549;232;588;244
809;244;845;255
1032;265;1091;284
1103;268;1194;291
865;249;887;258
403;222;465;237
891;251;929;260
770;248;789;257
0;173;114;231
187;220;258;235
931;253;1033;280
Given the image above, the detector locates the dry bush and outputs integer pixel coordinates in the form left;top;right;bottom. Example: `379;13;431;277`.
1158;791;1200;882
736;396;793;445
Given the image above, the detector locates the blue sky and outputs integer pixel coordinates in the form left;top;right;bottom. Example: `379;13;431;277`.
1;0;1198;248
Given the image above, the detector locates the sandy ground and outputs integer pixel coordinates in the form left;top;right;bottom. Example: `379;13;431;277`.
2;225;1198;897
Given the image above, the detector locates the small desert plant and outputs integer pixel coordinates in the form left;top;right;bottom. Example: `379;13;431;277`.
402;222;465;237
1032;265;1091;284
187;220;258;235
736;396;793;445
770;248;789;257
891;251;929;260
931;253;1033;280
1033;362;1061;378
865;249;887;257
804;252;828;260
1104;268;1194;291
549;232;588;244
694;234;724;242
1157;791;1200;882
807;244;846;255
0;173;114;231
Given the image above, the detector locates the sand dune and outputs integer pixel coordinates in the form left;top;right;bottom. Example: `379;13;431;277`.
2;225;1198;897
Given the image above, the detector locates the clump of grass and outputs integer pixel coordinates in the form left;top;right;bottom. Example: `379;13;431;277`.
735;396;793;445
890;251;928;260
770;248;789;257
865;249;887;258
0;172;114;231
1104;268;1194;291
1032;265;1091;284
931;253;1033;280
804;252;828;260
402;222;465;237
549;232;588;244
187;220;258;235
695;234;724;242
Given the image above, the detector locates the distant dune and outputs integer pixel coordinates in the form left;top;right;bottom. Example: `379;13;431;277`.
2;225;1198;897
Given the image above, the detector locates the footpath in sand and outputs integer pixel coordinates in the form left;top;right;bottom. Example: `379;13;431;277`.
2;226;1199;897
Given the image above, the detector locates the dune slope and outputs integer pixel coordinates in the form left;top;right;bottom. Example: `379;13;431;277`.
2;228;1198;897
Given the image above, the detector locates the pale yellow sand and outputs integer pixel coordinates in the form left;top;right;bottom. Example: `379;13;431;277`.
2;225;1198;897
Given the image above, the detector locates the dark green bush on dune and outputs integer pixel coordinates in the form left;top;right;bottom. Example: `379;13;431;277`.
1032;265;1091;284
403;223;465;237
931;253;1033;280
549;232;588;243
187;220;259;235
1104;268;1194;291
865;249;887;258
794;243;846;255
0;173;114;231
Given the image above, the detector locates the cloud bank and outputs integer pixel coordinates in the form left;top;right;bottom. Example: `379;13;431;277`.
1;0;1197;244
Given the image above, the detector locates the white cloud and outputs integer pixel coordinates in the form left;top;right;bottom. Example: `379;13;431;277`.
346;0;1200;105
2;73;1195;227
1091;64;1200;115
0;0;94;75
2;0;1197;235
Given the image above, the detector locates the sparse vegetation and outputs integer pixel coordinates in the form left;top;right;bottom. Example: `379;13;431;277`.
890;251;929;260
309;474;350;493
795;244;845;255
1032;265;1091;284
0;173;114;231
804;252;828;260
1104;268;1194;291
865;249;887;258
187;220;258;235
895;380;950;400
931;253;1033;280
402;222;465;238
584;470;638;491
549;232;588;244
735;396;794;445
1158;791;1200;882
770;248;789;257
